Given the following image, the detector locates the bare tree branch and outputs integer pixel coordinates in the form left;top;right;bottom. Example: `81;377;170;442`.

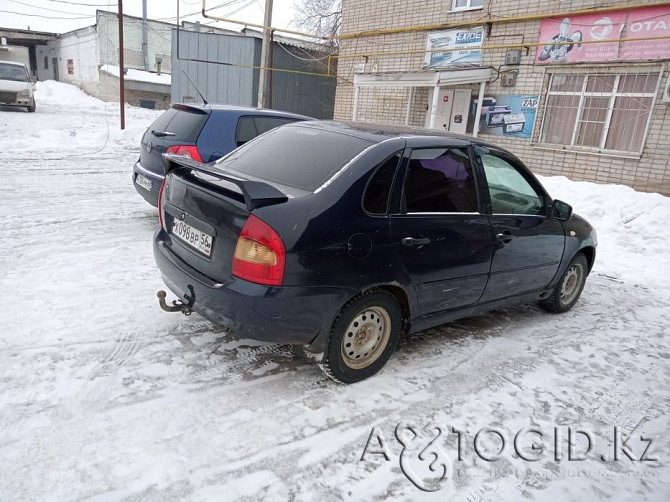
293;0;342;45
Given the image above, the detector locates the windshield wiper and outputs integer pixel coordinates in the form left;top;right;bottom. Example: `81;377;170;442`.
152;130;176;138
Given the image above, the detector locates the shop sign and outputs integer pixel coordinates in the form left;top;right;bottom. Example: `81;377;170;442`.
535;5;670;64
425;28;485;68
474;95;539;138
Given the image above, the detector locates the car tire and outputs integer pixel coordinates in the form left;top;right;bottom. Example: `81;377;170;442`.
27;100;36;113
540;253;588;313
319;290;402;384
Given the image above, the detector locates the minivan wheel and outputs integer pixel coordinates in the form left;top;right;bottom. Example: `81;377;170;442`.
540;253;588;313
319;290;402;384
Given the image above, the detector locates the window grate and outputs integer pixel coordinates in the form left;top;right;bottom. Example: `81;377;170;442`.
539;69;660;154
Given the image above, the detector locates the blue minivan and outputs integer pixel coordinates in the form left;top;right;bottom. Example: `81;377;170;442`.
133;104;311;206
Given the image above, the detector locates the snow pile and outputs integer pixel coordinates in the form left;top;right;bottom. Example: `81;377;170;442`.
540;175;670;293
0;80;162;157
100;64;172;86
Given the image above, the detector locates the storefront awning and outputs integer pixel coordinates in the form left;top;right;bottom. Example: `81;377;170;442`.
353;68;494;87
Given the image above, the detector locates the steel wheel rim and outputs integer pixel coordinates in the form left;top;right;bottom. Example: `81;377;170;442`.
560;263;584;305
341;306;391;370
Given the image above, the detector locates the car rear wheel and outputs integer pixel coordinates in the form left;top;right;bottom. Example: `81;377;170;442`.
319;290;402;384
540;253;588;313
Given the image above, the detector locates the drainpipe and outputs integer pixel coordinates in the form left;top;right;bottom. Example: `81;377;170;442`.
142;0;149;71
352;85;360;121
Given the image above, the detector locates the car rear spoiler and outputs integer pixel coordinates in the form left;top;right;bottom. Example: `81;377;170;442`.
163;153;289;211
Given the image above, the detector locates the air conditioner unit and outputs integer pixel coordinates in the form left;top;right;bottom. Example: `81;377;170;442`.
505;49;522;65
500;71;517;87
662;74;670;103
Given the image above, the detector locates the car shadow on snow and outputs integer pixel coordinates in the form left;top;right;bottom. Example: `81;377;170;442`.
162;303;548;386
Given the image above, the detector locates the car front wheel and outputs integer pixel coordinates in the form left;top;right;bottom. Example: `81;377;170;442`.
319;290;402;383
540;253;588;313
27;100;36;113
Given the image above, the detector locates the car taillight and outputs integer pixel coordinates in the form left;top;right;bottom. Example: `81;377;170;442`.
157;177;166;229
232;215;285;286
166;145;203;162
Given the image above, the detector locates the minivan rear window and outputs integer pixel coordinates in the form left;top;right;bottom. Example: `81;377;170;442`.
149;107;208;143
216;125;373;191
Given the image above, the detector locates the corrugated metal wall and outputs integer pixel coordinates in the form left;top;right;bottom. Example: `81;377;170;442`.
171;29;257;106
171;29;335;119
266;41;335;119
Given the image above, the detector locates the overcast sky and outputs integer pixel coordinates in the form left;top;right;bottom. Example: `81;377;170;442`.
0;0;298;34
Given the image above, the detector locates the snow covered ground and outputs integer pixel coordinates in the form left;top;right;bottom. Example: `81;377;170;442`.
0;81;668;501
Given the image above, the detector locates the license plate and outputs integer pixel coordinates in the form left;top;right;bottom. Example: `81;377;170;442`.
171;220;213;257
136;174;152;191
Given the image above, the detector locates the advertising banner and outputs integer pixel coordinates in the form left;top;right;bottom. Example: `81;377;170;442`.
425;28;485;68
475;95;539;138
535;5;670;64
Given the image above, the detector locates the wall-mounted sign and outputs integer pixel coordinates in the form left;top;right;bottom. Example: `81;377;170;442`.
535;5;670;64
425;28;485;68
473;95;539;138
67;59;74;74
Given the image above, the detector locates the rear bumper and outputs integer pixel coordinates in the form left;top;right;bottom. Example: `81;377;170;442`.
132;160;163;207
153;230;355;345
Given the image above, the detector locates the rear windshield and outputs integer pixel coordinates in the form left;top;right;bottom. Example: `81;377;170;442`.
216;125;373;191
149;108;208;142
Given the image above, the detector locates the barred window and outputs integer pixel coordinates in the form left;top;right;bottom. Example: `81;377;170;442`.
540;71;659;154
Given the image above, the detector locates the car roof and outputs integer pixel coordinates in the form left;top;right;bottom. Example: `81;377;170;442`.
0;60;28;68
171;103;312;120
289;120;511;150
293;120;473;141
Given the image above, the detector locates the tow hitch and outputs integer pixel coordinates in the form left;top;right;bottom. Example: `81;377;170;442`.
157;286;195;315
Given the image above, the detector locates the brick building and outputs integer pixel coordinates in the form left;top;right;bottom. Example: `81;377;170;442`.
334;0;670;195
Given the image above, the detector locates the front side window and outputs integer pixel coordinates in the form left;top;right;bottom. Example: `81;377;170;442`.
403;148;478;213
540;71;659;154
453;0;484;10
479;153;545;215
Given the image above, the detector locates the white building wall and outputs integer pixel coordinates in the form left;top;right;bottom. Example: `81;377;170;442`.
96;11;172;73
38;26;99;95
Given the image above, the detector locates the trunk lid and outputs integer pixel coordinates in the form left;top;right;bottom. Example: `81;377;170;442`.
161;156;289;283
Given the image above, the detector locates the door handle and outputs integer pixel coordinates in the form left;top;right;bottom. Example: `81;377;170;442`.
402;237;431;247
495;232;515;244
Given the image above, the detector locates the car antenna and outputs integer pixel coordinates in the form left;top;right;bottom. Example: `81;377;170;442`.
182;70;208;106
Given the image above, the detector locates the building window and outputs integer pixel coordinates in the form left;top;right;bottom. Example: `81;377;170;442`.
540;71;660;154
452;0;484;11
44;56;48;70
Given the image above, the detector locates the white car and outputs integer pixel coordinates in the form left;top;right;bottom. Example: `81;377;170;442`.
0;60;36;112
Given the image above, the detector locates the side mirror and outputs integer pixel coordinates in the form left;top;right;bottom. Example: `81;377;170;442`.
550;199;573;221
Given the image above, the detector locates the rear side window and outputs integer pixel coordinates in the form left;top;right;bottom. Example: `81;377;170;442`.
235;115;300;146
364;152;401;214
403;148;478;213
235;116;257;145
150;108;208;142
218;125;373;191
254;116;298;134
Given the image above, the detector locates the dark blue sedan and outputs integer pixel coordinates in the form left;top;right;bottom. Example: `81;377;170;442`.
133;104;310;206
154;121;597;383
